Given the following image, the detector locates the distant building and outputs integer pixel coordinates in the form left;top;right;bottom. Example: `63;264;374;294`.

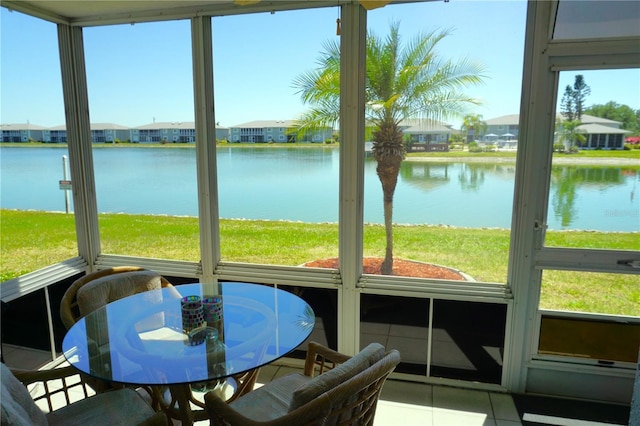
572;116;630;150
401;119;456;144
483;115;520;142
479;114;630;149
90;123;133;143
48;124;68;143
135;122;229;142
0;123;47;142
229;120;332;143
136;122;196;143
0;122;230;144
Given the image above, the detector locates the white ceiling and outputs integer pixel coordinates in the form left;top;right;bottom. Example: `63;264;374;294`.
1;1;413;26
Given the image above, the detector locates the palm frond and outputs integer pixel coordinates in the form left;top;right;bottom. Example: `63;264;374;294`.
294;21;487;139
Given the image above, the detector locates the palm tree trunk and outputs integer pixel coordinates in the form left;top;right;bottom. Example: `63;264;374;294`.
373;119;405;276
377;155;402;275
382;187;395;274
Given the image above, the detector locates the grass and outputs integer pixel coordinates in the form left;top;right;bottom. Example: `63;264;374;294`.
1;209;637;316
407;147;640;160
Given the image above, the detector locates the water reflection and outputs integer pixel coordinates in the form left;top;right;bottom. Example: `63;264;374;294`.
398;162;451;191
394;160;637;230
0;147;637;231
549;166;638;229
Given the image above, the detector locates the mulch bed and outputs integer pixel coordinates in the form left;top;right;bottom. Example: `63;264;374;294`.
303;257;466;280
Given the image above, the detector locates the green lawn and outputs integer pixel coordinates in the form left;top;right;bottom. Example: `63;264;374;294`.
407;147;640;160
1;209;637;316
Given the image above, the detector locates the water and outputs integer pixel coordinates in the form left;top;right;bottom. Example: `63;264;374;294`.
1;146;638;232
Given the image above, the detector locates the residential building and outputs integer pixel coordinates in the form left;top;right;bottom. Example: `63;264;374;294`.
572;115;630;149
0;123;47;142
137;121;197;143
229;120;332;143
48;124;68;143
401;119;455;144
136;121;230;143
90;123;133;143
481;113;631;149
398;119;456;152
0;122;230;144
483;114;521;142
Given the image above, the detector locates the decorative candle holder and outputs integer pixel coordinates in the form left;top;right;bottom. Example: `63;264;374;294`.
202;296;224;340
181;295;205;345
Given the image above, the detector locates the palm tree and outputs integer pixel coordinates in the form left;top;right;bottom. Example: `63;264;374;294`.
294;22;485;274
558;119;587;152
461;114;487;143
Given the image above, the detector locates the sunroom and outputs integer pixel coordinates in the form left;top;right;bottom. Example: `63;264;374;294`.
1;0;638;420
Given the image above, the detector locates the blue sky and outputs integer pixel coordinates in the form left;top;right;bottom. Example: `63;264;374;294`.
1;1;638;129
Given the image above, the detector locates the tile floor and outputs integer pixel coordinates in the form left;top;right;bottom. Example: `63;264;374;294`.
3;344;631;426
258;364;522;426
3;343;520;425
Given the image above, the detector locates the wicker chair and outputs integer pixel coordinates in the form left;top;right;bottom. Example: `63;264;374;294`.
204;341;401;426
58;266;175;398
59;266;174;330
1;362;167;426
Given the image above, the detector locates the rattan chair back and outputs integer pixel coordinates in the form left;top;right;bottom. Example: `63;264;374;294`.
59;266;173;330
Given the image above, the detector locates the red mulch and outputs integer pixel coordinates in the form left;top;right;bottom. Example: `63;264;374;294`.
303;257;466;280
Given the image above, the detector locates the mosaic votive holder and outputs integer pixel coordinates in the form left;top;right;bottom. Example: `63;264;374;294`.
202;296;224;340
181;295;205;345
202;296;223;324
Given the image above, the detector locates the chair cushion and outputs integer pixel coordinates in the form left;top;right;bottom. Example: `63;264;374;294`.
228;373;311;421
77;271;162;317
46;388;164;426
0;363;47;426
289;343;385;411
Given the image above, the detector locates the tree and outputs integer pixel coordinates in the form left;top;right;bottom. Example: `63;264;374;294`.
560;85;577;121
560;74;591;122
586;101;640;134
294;22;485;274
559;75;590;150
572;75;591;120
557;119;586;152
460;114;487;143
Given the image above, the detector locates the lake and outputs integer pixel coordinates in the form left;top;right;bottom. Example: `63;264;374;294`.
1;146;638;232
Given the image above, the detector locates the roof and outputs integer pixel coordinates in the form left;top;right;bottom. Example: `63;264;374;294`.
0;123;47;130
45;123;132;131
484;114;520;126
577;114;623;126
484;113;624;127
136;121;196;130
90;123;131;130
576;123;630;134
231;120;299;128
400;119;453;134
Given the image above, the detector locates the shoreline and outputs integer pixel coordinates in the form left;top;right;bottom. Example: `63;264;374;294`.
404;155;639;166
2;208;637;234
2;143;637;166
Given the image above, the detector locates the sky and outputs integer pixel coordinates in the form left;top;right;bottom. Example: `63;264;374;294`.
1;1;639;129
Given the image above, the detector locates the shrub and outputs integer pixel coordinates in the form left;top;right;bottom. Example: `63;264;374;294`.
468;141;482;153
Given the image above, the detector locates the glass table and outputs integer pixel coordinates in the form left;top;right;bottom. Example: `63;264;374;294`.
62;282;315;424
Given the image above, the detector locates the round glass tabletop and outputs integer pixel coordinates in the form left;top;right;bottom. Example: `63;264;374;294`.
62;282;315;386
